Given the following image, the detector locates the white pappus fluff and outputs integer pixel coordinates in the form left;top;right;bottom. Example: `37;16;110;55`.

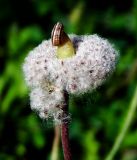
23;34;119;123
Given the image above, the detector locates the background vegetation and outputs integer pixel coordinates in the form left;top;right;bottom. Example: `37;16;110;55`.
0;0;137;160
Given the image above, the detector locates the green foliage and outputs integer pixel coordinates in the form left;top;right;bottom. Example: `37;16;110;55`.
0;0;137;159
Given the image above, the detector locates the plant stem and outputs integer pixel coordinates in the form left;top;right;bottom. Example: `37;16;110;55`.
61;91;72;160
105;85;137;160
50;126;60;160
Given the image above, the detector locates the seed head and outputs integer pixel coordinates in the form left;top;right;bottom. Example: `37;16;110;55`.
23;34;119;122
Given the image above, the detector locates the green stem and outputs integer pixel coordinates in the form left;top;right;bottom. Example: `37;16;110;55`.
50;126;60;160
105;85;137;160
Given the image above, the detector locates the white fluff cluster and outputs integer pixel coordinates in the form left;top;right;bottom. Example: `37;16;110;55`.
23;34;118;122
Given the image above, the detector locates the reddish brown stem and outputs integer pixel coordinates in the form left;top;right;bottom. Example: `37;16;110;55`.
61;91;72;160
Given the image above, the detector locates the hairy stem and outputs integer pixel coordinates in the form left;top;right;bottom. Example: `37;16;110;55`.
105;85;137;160
61;91;72;160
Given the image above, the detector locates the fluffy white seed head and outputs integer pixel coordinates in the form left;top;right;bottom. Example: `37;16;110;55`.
23;34;118;122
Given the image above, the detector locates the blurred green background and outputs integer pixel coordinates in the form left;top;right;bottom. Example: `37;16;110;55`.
0;0;137;160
